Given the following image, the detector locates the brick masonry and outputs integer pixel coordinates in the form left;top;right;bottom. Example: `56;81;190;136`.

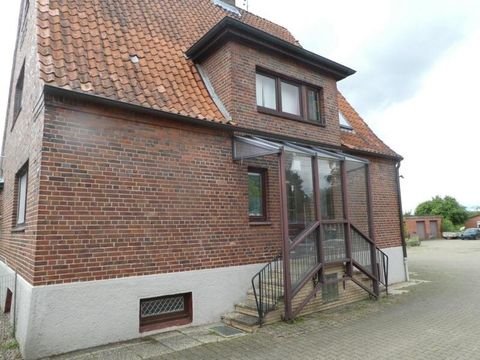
201;41;340;146
0;0;45;285
0;2;403;288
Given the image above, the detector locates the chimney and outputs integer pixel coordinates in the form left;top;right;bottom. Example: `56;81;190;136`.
222;0;236;6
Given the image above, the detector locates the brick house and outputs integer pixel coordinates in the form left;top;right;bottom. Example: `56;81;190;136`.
0;0;407;358
465;215;480;229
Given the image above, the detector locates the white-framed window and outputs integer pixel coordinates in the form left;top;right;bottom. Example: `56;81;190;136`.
256;73;277;110
280;81;301;116
15;164;28;226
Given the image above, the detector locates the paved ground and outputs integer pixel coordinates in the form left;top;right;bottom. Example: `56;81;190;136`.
6;240;480;359
147;240;480;360
0;313;21;360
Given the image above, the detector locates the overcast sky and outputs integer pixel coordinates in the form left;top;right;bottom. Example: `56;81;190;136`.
1;0;479;212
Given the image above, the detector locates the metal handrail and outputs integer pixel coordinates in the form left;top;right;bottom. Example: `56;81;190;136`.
350;225;389;297
251;254;283;325
376;247;389;295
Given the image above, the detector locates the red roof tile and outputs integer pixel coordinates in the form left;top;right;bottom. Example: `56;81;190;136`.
37;0;297;123
37;0;400;159
338;92;401;159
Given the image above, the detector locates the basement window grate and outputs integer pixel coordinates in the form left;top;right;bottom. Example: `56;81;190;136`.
141;295;185;318
139;293;192;332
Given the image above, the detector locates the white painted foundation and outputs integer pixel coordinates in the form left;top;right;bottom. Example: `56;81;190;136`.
1;246;407;359
1;262;264;359
381;246;408;284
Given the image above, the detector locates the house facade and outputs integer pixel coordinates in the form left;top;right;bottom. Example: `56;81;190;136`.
0;0;407;358
465;215;480;229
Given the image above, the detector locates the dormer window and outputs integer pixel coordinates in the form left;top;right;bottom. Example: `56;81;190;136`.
307;89;321;122
339;111;353;131
280;81;300;116
256;69;324;125
256;73;276;109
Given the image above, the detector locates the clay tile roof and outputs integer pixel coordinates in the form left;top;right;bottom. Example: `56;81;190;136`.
338;92;402;159
37;0;298;124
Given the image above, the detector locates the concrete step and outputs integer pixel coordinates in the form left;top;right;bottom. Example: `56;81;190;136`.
222;312;260;333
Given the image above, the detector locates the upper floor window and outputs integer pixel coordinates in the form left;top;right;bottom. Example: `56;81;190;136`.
13;63;25;125
256;70;324;125
256;73;276;110
15;163;28;227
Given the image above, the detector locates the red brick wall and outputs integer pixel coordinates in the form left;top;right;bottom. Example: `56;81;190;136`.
32;97;283;285
200;41;341;146
465;215;480;229
368;157;403;249
0;0;45;284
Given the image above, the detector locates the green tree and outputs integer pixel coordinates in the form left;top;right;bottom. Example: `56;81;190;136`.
415;196;469;227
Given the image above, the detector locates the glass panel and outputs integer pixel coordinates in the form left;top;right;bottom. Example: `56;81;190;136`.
346;161;369;235
233;137;281;160
281;82;300;115
307;89;320;122
339;111;353;129
351;227;373;273
322;273;339;302
256;74;276;109
289;230;318;289
318;159;343;220
17;172;27;225
248;172;263;217
285;152;315;239
322;223;346;262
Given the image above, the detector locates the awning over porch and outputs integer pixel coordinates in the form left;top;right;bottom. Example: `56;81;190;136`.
233;135;368;169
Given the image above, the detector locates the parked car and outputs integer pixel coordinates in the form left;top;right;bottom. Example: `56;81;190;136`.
442;231;461;239
460;228;480;240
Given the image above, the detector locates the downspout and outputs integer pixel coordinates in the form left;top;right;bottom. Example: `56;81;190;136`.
395;161;409;282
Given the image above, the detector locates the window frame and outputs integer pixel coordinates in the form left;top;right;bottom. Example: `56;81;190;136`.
139;292;193;332
255;72;277;111
14;162;28;228
256;68;325;126
248;167;268;223
12;62;25;129
306;87;322;123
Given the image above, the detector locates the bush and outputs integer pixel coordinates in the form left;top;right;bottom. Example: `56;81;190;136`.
406;236;421;247
442;218;456;232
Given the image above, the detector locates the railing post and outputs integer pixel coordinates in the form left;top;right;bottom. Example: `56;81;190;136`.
312;156;325;284
279;150;293;321
341;161;353;277
366;164;380;296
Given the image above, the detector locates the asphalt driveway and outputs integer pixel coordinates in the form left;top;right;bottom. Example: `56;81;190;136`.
35;240;480;359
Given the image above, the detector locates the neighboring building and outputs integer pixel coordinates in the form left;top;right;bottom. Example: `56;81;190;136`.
465;215;480;229
0;0;406;358
404;216;443;240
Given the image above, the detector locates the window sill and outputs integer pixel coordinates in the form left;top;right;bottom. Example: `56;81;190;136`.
249;221;272;226
139;315;192;333
257;107;325;127
11;225;26;233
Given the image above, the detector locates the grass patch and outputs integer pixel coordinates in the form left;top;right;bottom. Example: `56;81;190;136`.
0;339;19;351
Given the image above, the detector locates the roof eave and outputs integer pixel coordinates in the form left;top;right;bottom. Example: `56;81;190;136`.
186;17;356;81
